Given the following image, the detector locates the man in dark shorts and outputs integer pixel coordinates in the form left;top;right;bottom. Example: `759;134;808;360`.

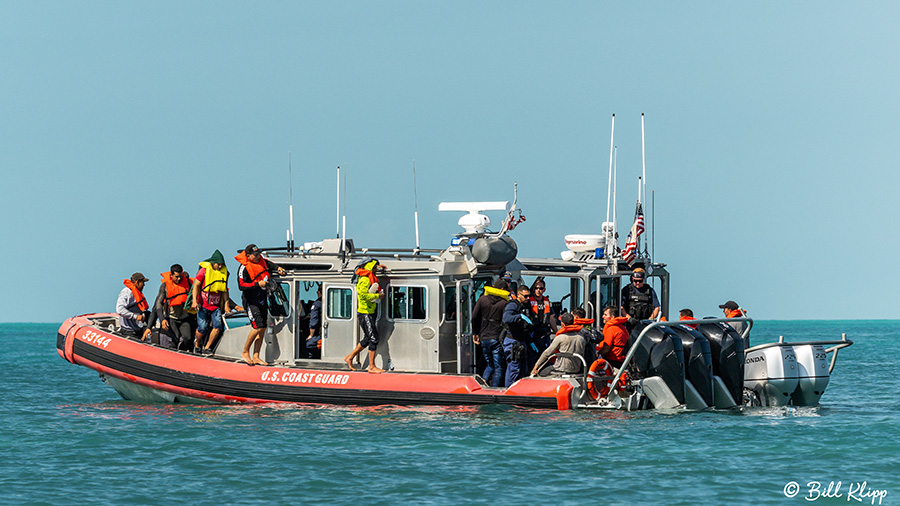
236;244;285;365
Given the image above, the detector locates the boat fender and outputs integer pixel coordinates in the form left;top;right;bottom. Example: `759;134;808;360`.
471;236;517;265
555;382;574;410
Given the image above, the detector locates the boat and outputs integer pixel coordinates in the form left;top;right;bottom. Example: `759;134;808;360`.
56;197;853;411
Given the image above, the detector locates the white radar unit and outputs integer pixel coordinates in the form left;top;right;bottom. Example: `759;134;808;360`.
438;201;510;235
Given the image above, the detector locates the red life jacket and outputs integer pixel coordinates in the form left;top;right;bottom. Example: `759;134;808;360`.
235;252;270;283
161;272;193;307
123;279;148;311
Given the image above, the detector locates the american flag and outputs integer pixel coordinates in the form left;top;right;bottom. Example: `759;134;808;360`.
621;201;644;266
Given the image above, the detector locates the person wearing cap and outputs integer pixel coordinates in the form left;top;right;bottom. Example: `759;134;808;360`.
191;249;236;354
620;267;660;325
719;300;748;344
344;258;387;373
235;244;286;365
117;272;150;339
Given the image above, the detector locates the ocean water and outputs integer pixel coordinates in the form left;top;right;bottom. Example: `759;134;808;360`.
2;321;898;506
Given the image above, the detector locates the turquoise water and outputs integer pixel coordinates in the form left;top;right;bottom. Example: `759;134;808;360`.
2;321;898;505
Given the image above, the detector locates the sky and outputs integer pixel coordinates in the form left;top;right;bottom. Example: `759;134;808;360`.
2;1;898;323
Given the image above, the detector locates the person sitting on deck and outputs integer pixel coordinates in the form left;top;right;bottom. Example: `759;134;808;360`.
191;249;237;355
145;264;197;350
679;308;698;329
344;259;386;373
117;272;150;340
599;306;629;368
530;312;586;377
235;244;286;365
719;300;749;347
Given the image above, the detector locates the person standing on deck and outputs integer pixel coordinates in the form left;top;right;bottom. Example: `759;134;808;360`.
305;285;323;359
117;272;150;339
620;268;660;326
527;278;558;360
145;264;197;350
344;259;386;373
473;278;510;387
502;285;533;387
235;244;286;365
191;250;236;355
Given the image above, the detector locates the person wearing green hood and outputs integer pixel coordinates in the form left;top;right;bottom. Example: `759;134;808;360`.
344;258;386;373
191;249;235;354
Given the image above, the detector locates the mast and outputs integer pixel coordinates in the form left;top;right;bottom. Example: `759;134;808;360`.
413;160;420;251
335;166;341;239
287;152;295;251
605;114;615;226
641;113;647;207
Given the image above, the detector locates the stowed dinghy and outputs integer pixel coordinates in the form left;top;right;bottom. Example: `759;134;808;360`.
58;200;853;411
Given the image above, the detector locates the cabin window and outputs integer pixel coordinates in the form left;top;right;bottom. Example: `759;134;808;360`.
326;287;353;319
444;285;457;322
388;285;427;321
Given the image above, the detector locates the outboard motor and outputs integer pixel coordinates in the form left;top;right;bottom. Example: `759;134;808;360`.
743;345;800;407
791;344;830;406
695;322;744;406
669;325;713;408
628;321;685;407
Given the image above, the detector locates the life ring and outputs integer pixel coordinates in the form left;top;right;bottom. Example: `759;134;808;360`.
585;358;629;401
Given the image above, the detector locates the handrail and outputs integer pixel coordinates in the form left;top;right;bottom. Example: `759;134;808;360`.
604;317;754;402
744;332;852;374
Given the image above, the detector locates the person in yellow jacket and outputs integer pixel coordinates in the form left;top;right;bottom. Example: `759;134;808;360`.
344;259;386;373
191;249;237;354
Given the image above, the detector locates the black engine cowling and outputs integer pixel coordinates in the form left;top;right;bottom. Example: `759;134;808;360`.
694;321;745;404
628;321;685;405
669;324;713;406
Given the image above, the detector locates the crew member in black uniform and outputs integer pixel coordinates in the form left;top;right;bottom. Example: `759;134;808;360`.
620;267;660;327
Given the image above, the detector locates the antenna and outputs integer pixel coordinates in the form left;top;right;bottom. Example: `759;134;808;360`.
651;190;655;261
335;166;341;239
641;113;647;206
412;160;420;251
613;145;618;241
287;152;295;251
605;114;615;226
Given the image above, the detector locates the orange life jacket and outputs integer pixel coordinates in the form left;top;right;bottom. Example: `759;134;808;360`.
161;272;193;307
354;267;379;287
573;317;594;326
123;279;149;311
556;324;584;335
725;308;744;319
679;315;698;329
235;252;270;283
529;296;551;314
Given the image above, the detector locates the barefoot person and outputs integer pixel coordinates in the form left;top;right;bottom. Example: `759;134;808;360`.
235;244;285;365
344;258;386;373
